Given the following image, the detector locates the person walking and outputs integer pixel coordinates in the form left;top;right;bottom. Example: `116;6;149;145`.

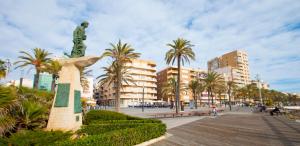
212;105;217;116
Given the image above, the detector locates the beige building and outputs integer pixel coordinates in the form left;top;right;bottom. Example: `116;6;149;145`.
157;66;206;103
251;80;270;90
208;50;250;87
100;59;157;107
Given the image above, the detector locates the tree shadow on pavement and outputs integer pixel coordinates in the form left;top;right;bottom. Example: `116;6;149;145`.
262;116;295;146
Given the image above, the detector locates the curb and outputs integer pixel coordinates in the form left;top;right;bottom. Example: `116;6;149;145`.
135;133;172;146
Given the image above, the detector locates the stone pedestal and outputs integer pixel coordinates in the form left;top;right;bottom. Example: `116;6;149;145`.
46;56;100;131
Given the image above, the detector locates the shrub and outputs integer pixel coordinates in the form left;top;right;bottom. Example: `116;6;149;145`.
18;87;54;100
59;123;166;146
0;137;8;146
7;130;72;146
78;123;143;135
89;119;162;125
85;110;141;124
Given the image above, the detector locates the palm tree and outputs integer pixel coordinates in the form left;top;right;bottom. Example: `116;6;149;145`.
203;72;223;106
43;60;62;92
161;77;177;105
17;100;47;130
188;79;205;109
165;38;195;113
226;81;237;111
236;87;248;105
245;84;255;102
215;83;226;106
99;40;140;112
0;86;53;136
162;77;187;108
97;64;135;110
14;48;51;89
80;68;92;91
0;86;18;136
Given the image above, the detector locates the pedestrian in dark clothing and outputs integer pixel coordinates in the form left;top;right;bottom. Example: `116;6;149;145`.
270;106;280;116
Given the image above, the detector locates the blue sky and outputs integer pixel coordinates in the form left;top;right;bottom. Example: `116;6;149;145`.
0;0;300;93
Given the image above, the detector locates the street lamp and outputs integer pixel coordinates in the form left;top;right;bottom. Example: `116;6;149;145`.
5;59;11;76
142;84;145;112
256;74;263;104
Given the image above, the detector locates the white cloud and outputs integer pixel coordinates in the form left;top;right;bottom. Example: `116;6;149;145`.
0;0;300;92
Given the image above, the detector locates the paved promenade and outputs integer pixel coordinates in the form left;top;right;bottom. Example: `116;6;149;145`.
152;113;300;146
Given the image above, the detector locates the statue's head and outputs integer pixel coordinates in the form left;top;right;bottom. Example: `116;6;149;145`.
81;21;89;28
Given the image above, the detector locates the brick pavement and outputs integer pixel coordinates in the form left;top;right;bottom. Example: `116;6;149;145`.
151;113;300;146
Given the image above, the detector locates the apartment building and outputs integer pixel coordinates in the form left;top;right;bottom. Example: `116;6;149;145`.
208;50;250;87
156;66;206;103
100;59;157;107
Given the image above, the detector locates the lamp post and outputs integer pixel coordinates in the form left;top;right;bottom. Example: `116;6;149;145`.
175;81;179;114
142;84;145;112
228;68;234;111
256;74;263;104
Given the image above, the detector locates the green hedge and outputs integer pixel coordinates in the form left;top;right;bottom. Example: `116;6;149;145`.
3;110;166;146
89;119;162;125
85;110;141;124
6;130;72;146
58;123;166;146
77;123;143;135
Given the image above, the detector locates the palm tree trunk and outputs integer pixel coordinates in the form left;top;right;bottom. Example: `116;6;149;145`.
115;69;121;112
228;90;232;111
207;90;210;107
194;91;197;109
176;55;181;113
199;93;202;107
211;91;214;105
34;70;40;89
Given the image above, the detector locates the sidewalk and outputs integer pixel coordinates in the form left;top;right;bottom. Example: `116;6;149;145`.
151;113;300;146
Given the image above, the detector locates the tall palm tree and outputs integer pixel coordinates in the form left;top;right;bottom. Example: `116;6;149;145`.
14;48;51;89
43;60;62;92
165;38;195;113
99;40;140;112
203;72;223;106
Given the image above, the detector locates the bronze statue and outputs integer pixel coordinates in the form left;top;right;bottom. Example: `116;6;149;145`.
70;21;89;58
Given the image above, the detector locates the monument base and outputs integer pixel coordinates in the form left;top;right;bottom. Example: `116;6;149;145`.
46;56;100;131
